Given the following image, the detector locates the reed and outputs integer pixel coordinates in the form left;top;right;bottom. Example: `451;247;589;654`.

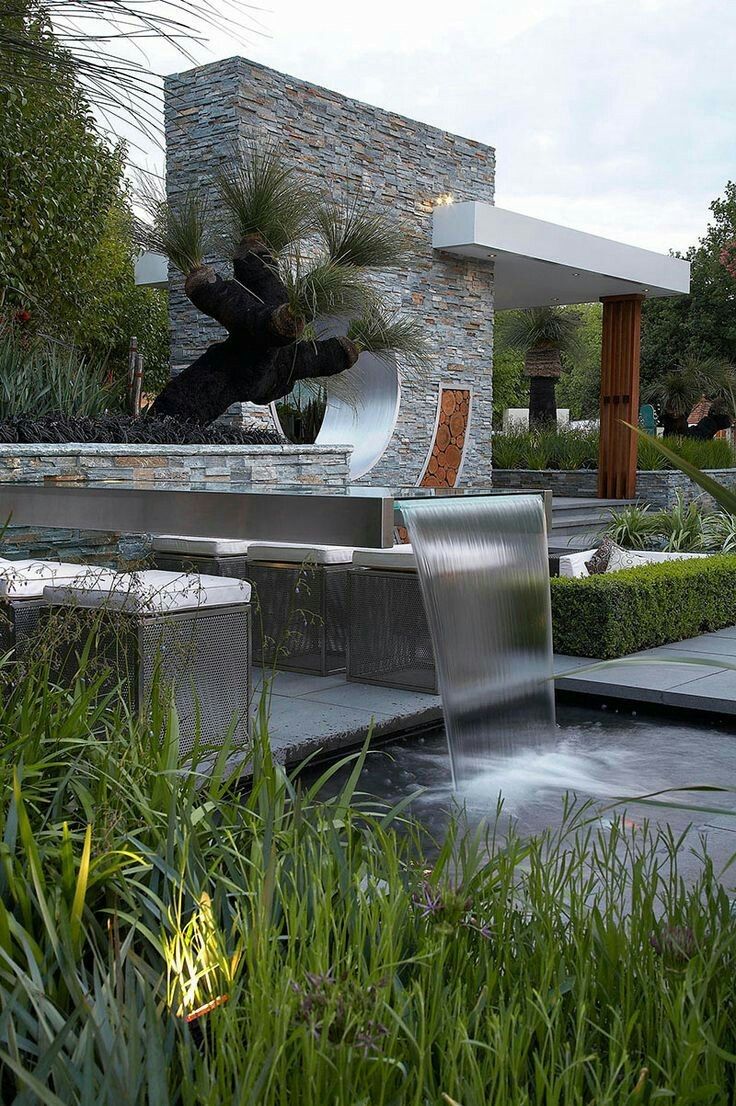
0;646;735;1103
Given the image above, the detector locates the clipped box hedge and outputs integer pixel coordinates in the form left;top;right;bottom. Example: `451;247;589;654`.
550;554;736;659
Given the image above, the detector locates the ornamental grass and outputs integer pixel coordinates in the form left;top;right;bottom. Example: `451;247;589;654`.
0;648;735;1103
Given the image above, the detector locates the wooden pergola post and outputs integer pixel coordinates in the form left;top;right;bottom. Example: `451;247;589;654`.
597;293;645;499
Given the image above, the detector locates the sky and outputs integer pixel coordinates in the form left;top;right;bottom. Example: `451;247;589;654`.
125;0;736;255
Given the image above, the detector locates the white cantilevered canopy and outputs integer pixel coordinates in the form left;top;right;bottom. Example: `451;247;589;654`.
432;202;690;309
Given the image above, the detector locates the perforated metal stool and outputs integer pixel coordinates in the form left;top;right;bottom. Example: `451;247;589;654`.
347;546;438;694
245;543;353;676
0;560;115;658
43;570;252;757
152;535;252;579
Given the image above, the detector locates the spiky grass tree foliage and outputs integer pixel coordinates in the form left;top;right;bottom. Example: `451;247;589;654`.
500;307;584;428
143;150;423;426
644;355;736;438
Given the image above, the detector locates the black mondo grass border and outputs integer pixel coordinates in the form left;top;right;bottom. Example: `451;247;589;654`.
0;414;283;446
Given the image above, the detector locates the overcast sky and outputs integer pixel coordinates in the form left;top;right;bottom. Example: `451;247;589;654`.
131;0;736;254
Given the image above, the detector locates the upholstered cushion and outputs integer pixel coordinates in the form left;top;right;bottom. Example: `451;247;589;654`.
45;569;251;613
557;550;595;578
0;561;117;600
585;537;615;575
559;546;709;579
152;535;252;557
246;542;354;565
605;545;649;572
352;546;416;571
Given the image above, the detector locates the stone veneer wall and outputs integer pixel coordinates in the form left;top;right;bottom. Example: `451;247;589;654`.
0;443;350;561
492;468;736;511
165;57;495;486
0;444;351;486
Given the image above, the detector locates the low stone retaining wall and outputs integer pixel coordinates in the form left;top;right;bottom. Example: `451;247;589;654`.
493;468;736;510
0;442;352;562
0;443;352;487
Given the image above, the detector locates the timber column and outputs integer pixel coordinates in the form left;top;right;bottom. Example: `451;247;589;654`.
598;293;645;499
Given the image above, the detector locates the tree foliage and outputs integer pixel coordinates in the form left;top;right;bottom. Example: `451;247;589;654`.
0;5;168;382
641;181;736;393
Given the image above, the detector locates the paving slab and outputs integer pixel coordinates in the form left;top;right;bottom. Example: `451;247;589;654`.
554;635;736;715
240;668;442;772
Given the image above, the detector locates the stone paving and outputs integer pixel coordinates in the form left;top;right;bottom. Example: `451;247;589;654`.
246;630;736;772
249;668;442;770
554;629;736;714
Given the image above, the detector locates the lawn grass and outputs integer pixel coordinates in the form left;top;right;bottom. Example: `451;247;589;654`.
1;651;735;1104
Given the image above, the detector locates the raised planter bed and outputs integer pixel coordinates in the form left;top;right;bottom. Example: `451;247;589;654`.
492;467;736;511
0;443;352;563
0;443;352;487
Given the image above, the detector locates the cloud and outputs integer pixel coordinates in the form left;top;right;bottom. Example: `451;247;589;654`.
118;0;736;253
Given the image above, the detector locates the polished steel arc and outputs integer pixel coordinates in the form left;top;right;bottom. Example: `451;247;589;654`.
399;493;555;789
314;351;400;480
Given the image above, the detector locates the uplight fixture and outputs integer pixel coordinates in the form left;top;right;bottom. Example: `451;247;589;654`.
435;192;455;207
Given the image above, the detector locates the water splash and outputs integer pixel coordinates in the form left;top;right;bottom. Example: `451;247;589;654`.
399;494;555;788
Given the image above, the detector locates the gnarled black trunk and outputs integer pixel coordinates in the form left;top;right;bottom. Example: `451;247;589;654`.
528;376;557;429
151;236;360;426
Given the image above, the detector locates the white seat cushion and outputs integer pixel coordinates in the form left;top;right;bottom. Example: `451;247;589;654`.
246;542;354;565
352;545;416;571
0;561;117;600
152;535;252;557
558;547;709;579
45;569;251;613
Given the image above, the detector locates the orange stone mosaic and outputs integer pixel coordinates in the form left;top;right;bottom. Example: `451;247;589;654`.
419;387;471;488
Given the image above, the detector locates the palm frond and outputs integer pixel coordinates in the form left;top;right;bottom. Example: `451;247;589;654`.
317;200;408;269
348;305;427;372
136;177;207;275
215;144;318;255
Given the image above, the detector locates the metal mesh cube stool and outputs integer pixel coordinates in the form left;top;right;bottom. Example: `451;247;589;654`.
348;546;438;694
43;570;252;757
152;535;252;579
245;543;353;676
0;560;115;659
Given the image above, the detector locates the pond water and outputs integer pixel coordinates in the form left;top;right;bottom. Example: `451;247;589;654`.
301;703;736;881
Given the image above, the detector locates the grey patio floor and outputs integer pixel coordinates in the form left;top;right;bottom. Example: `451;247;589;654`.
250;668;442;768
554;628;736;714
241;631;736;772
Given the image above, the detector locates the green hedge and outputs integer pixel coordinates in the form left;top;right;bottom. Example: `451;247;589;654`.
551;555;736;658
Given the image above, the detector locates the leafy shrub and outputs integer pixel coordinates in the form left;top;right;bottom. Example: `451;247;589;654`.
0;332;120;419
604;503;660;549
493;429;735;471
652;493;707;552
551;554;736;657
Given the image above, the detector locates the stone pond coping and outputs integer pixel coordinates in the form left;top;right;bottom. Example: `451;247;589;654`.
492;467;736;511
0;443;352;487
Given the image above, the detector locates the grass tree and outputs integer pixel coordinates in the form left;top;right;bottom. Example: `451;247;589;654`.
499;306;583;428
644;354;736;438
141;148;424;426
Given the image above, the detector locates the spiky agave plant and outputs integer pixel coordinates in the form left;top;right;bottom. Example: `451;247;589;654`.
144;145;425;426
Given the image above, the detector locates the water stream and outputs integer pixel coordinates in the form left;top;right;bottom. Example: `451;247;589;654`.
399;493;555;788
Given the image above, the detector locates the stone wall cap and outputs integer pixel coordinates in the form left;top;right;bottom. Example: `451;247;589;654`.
0;443;352;457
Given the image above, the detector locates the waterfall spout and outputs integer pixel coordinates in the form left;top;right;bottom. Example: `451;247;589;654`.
399;494;555;789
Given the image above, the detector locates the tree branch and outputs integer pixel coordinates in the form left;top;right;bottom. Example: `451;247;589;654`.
276;336;360;387
184;265;303;345
232;235;289;306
